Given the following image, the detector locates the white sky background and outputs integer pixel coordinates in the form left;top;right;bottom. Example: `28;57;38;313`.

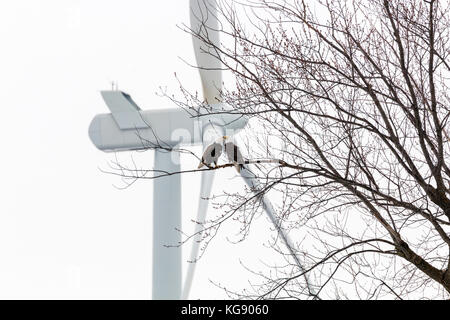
0;0;283;299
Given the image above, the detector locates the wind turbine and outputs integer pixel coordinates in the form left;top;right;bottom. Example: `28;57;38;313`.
88;0;316;300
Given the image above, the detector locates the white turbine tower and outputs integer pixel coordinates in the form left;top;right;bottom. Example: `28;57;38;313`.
89;0;316;300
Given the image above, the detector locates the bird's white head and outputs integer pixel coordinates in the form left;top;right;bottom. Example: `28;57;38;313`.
215;135;228;144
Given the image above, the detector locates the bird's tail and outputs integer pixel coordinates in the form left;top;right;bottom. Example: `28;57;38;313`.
198;162;205;169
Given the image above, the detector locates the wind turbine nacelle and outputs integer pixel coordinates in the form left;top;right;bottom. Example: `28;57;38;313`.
88;91;247;152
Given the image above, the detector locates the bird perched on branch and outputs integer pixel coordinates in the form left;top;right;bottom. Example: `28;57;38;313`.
198;136;227;169
224;140;245;173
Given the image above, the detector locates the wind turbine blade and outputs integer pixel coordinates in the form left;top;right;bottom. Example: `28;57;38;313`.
233;139;319;299
190;0;222;103
182;126;221;299
183;0;223;299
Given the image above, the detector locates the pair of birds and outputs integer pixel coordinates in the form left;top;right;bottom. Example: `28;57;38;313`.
198;136;245;172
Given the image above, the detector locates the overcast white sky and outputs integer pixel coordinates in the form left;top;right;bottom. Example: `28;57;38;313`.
0;0;281;299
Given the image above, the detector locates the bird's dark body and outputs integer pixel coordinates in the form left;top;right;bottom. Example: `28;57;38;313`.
225;142;245;172
199;142;222;168
231;145;244;170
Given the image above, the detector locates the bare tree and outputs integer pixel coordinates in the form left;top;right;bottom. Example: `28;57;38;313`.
109;0;450;299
